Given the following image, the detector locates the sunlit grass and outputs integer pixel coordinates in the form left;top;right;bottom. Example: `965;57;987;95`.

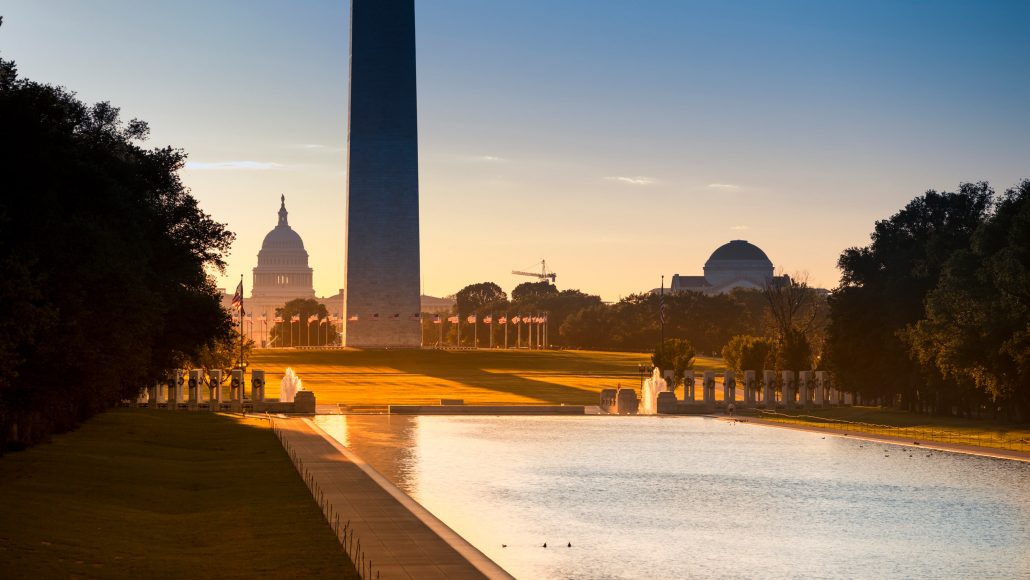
248;348;725;406
752;407;1030;453
0;410;357;579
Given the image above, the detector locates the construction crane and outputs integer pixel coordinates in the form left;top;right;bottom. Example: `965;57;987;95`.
512;260;557;284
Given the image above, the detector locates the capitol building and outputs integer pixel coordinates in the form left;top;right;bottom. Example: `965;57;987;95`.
223;196;452;347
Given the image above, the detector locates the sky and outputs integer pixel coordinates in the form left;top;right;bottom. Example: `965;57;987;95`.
3;0;1029;301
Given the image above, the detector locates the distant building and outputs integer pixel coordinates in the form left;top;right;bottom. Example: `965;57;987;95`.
657;240;789;295
221;196;451;347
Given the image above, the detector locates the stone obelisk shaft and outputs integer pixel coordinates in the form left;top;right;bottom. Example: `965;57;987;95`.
344;0;421;347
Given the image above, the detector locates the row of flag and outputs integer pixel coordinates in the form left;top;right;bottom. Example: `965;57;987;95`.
233;313;550;324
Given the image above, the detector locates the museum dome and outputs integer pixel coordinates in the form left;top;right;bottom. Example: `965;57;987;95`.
705;240;771;265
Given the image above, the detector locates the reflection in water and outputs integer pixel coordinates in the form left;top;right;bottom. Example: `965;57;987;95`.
315;415;1030;580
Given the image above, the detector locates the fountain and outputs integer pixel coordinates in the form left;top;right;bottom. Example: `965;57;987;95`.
640;367;670;414
280;367;303;402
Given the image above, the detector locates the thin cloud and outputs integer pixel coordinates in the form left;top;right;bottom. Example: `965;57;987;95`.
295;144;345;152
708;183;741;191
457;154;505;162
605;176;655;185
184;161;281;170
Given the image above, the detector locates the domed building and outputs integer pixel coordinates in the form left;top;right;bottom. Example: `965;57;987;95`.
241;196;343;347
665;240;788;295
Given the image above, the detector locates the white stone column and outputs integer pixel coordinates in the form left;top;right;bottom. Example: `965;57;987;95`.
799;371;812;408
231;369;245;402
209;369;223;406
684;371;695;402
188;369;203;408
782;371;795;409
147;382;159;409
763;370;776;408
814;371;828;406
167;369;183;409
724;371;736;407
252;369;266;402
703;371;715;405
744;370;756;406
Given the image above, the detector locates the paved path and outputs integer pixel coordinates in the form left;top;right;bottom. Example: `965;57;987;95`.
273;418;512;580
720;416;1030;462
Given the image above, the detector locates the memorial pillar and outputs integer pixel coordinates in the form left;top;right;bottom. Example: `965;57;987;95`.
763;370;776;408
188;369;203;409
703;371;715;405
744;370;756;407
798;371;812;408
148;381;159;409
684;371;695;402
724;371;736;408
252;369;266;402
782;371;796;409
814;371;827;406
231;369;245;403
209;369;223;407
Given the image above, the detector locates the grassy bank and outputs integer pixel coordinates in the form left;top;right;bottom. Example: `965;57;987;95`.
248;348;724;406
751;407;1030;453
0;410;357;578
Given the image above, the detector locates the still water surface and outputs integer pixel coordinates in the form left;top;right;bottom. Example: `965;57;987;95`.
314;415;1030;579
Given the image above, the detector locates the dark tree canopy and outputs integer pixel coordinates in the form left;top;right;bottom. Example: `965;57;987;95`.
0;53;234;450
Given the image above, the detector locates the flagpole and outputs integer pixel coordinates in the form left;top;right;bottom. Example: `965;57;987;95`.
238;274;244;372
660;275;665;365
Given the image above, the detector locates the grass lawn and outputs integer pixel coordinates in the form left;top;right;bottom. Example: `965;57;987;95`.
751;406;1030;453
248;348;725;406
0;409;357;579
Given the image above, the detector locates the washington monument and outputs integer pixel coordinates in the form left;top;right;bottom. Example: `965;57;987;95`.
343;0;421;347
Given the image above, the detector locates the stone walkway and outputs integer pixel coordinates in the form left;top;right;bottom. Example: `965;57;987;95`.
272;418;512;580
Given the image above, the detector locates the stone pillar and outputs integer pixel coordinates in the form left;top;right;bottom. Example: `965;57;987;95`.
744;371;756;407
763;370;776;408
798;371;812;408
147;382;159;409
252;369;266;402
844;391;853;405
683;371;695;402
724;371;736;408
782;371;796;409
231;369;245;402
167;369;184;409
188;369;203;408
209;369;223;406
663;370;674;395
703;371;716;405
814;371;828;406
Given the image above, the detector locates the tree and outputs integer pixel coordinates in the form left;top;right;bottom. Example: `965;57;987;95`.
825;183;993;410
455;282;507;315
651;339;695;389
511;281;558;302
722;335;777;373
905;180;1030;419
269;299;338;347
0;48;234;450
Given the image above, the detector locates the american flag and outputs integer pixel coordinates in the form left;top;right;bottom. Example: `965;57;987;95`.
659;292;668;324
274;316;284;323
447;315;459;324
467;314;477;324
290;315;300;323
483;315;493;324
348;314;359;321
231;281;244;313
499;316;507;325
308;315;318;323
512;316;521;324
433;314;441;324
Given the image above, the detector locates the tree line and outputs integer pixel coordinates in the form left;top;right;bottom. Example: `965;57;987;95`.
0;47;234;451
824;181;1030;421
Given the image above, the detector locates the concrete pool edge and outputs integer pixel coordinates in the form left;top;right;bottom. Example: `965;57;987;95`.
720;416;1030;462
303;418;515;580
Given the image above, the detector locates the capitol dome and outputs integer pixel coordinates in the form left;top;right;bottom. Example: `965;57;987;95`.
251;195;314;299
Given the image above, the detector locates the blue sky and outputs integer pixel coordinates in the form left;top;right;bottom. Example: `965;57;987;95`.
3;0;1028;300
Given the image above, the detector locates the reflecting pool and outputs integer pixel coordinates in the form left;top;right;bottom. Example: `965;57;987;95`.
314;415;1030;579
